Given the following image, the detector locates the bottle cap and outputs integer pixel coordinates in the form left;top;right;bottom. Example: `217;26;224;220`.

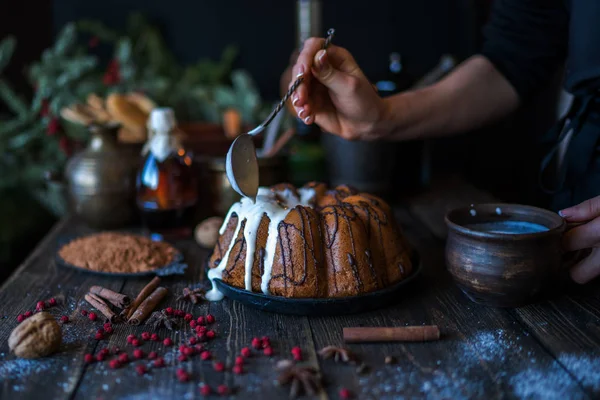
149;108;176;133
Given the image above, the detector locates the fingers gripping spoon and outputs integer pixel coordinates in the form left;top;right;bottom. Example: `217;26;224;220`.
225;28;335;203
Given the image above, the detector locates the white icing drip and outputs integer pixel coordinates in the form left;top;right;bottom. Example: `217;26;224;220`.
206;186;316;301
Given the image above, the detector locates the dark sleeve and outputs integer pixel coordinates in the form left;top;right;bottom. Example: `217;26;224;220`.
480;0;569;101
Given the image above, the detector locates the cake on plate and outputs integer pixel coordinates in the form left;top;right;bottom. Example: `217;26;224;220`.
206;182;413;301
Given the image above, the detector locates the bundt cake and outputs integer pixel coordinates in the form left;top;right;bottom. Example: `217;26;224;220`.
205;182;413;301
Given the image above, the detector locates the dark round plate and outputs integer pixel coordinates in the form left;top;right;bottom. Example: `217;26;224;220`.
54;233;188;277
211;251;421;316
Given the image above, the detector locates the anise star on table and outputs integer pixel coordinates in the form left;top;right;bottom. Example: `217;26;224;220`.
275;360;323;399
176;286;208;304
318;345;355;364
145;310;179;330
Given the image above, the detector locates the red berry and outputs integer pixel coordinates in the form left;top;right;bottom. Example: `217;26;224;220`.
80;310;88;316
206;330;215;339
189;320;197;329
99;348;110;357
206;314;215;324
241;347;251;357
178;354;188;362
200;351;211;361
194;344;205;353
95;332;104;340
261;336;271;348
24;311;33;318
133;349;145;359
131;339;141;347
104;326;113;334
40;99;50;117
200;384;211;396
97;328;105;335
88;312;97;321
136;365;147;375
148;351;158;360
165;307;173;315
141;332;151;341
151;333;160;342
163;338;173;346
291;346;302;360
96;353;105;362
176;368;189;382
184;313;193;322
46;118;60;136
196;326;207;334
84;354;94;363
127;334;136;344
235;356;244;365
339;388;352;399
197;316;205;325
118;353;129;363
213;362;225;372
48;298;57;306
183;347;194;356
232;365;244;375
252;337;261;349
153;357;165;368
179;345;187;353
189;337;197;345
196;332;206;341
36;301;45;311
109;359;121;369
264;347;273;357
17;315;24;323
103;323;112;330
217;385;229;395
175;310;184;317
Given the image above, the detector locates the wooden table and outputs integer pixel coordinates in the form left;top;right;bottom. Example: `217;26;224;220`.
1;177;599;399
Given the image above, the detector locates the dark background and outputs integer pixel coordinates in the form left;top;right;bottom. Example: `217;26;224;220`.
0;0;563;276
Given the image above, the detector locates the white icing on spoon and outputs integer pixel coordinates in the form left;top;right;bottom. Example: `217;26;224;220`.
206;187;316;301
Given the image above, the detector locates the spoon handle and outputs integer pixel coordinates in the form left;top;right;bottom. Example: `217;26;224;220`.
248;28;336;136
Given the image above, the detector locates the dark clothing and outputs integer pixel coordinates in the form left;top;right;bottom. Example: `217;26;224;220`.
480;0;600;210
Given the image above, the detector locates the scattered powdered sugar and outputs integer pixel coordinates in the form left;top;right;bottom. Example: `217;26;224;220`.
509;361;586;400
558;354;600;391
464;329;512;362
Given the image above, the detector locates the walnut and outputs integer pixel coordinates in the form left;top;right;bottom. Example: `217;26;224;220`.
194;217;223;248
8;312;62;359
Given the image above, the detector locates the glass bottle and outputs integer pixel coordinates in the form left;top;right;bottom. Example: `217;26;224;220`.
136;108;198;239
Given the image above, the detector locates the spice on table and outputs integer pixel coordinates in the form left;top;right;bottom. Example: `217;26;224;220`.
384;355;396;365
275;359;322;399
318;346;354;363
127;287;168;325
84;293;117;323
176;286;207;304
8;312;62;359
89;286;131;308
146;309;179;330
121;276;161;320
342;326;440;343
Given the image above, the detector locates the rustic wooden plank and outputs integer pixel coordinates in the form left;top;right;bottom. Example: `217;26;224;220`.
72;237;320;399
406;176;600;398
0;216;127;399
309;208;588;399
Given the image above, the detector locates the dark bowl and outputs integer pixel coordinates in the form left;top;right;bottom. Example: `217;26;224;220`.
444;203;566;307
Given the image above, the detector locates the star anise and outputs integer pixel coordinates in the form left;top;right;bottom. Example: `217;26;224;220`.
145;310;179;330
176;286;208;304
275;360;323;399
318;345;355;364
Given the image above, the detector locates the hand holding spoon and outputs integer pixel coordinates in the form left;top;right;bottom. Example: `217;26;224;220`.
225;28;336;203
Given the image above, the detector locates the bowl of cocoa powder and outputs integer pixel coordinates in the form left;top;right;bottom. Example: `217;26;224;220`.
55;232;187;277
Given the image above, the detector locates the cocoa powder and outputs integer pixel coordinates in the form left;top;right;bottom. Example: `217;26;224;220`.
58;232;177;274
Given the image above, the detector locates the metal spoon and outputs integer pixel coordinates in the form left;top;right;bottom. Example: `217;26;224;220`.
225;28;336;202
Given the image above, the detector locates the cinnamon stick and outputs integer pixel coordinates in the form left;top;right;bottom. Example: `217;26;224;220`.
127;287;168;325
120;276;161;320
84;293;117;323
343;326;440;343
89;286;130;308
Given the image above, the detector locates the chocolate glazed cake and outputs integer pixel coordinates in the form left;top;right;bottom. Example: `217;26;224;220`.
206;183;413;301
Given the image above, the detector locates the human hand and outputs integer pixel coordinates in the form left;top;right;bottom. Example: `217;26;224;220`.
560;196;600;283
289;38;389;140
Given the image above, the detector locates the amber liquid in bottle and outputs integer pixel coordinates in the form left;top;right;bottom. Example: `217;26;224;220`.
137;148;198;238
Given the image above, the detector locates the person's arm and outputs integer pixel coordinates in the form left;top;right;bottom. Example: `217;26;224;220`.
376;55;519;141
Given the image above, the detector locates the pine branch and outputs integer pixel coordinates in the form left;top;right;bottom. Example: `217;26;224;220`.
0;79;30;117
0;35;16;73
